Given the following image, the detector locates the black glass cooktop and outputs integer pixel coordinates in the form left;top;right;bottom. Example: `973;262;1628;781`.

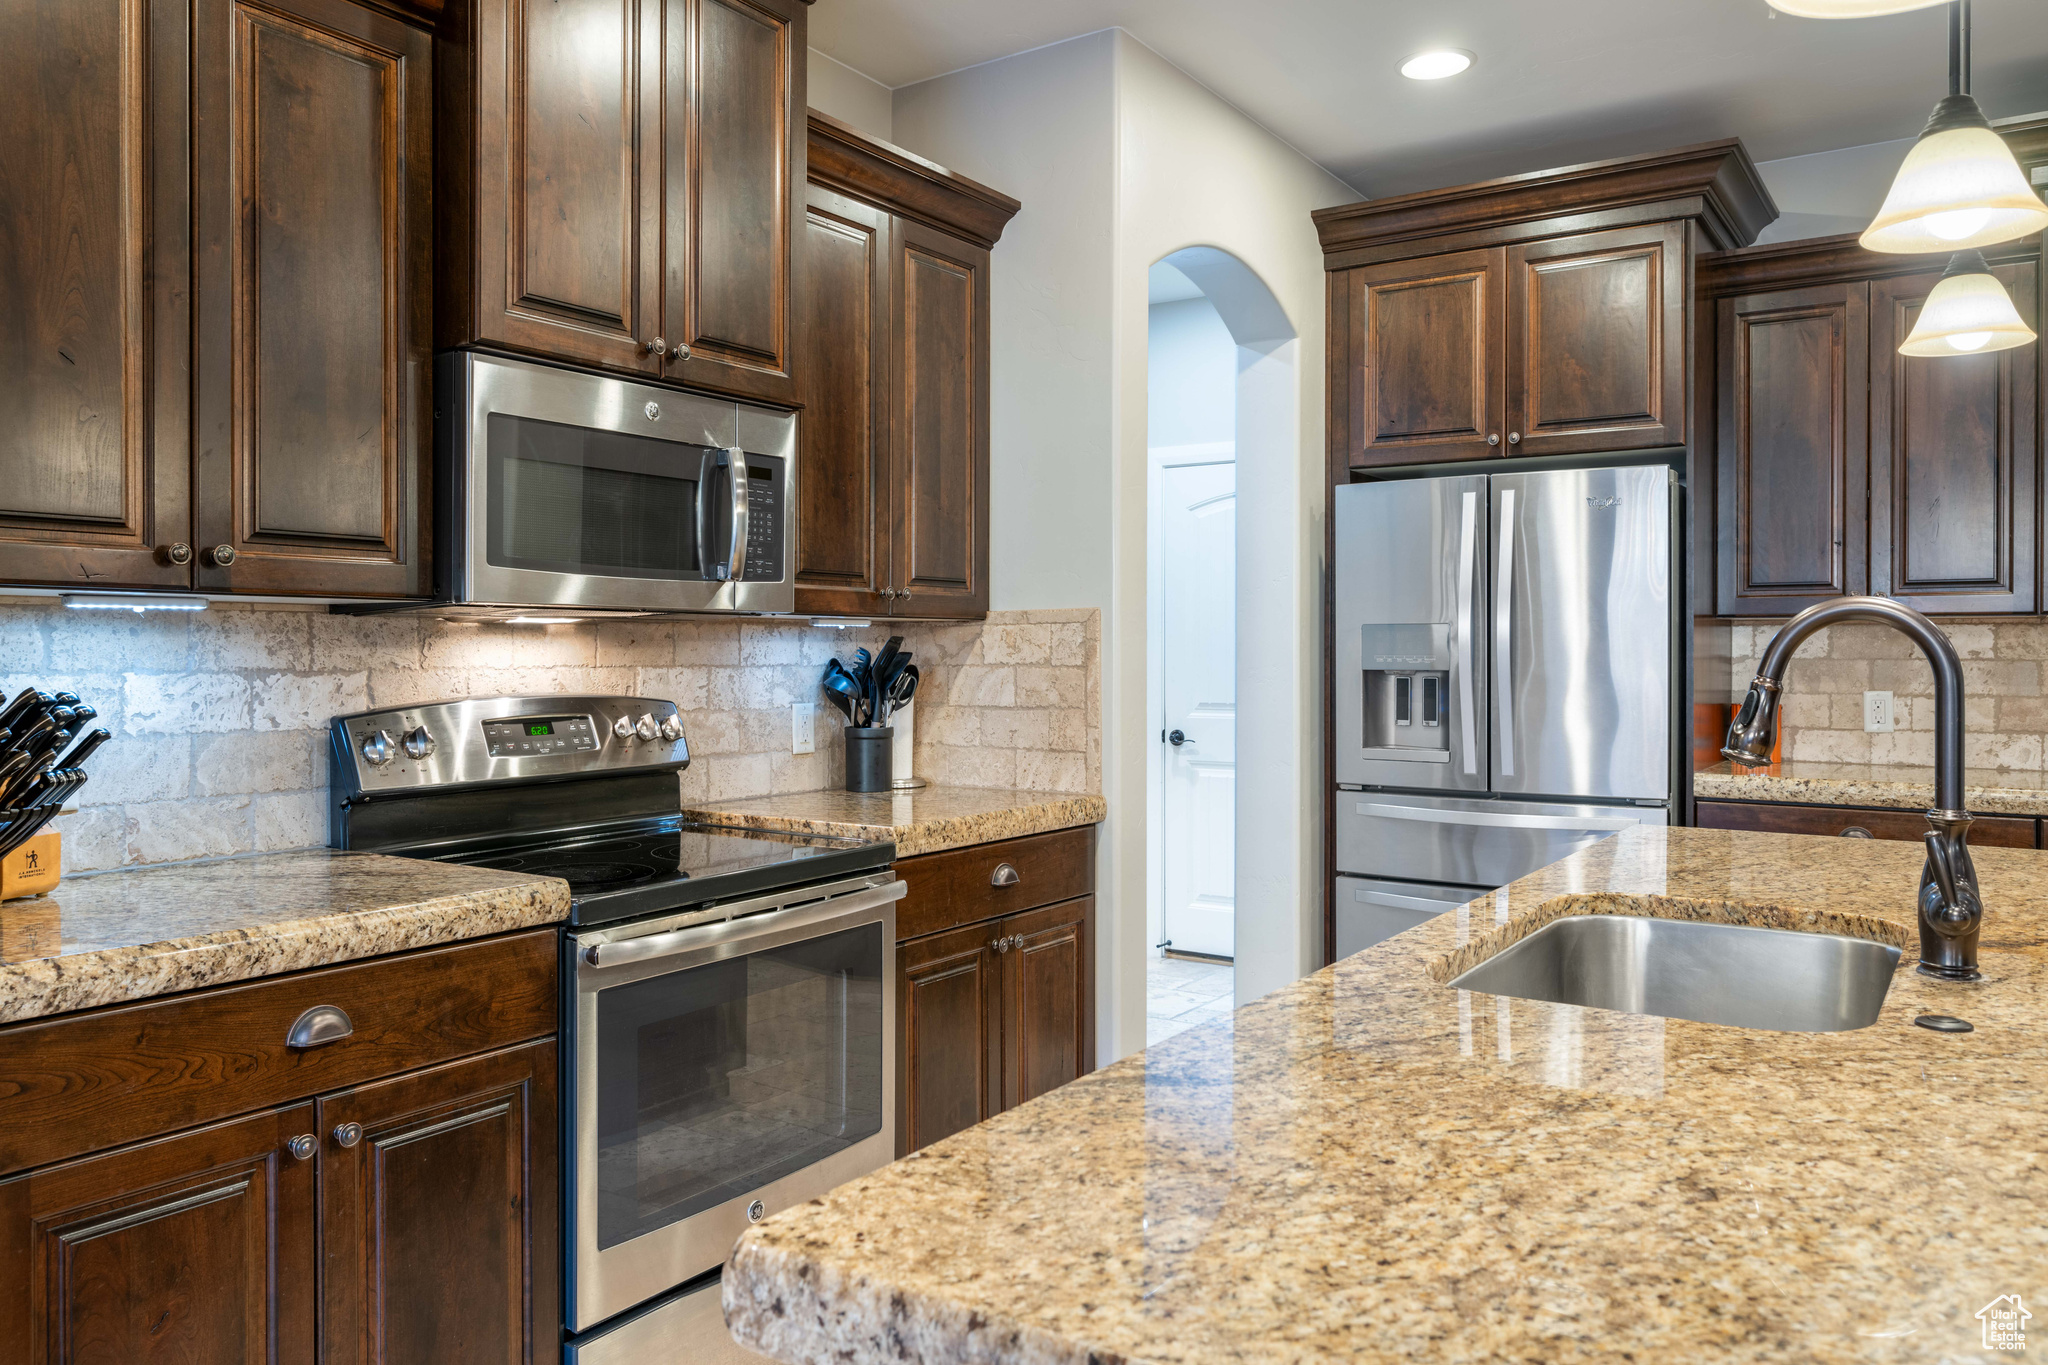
448;819;892;926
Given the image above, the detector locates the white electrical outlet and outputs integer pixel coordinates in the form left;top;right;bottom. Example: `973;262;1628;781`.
791;703;816;755
1864;690;1895;734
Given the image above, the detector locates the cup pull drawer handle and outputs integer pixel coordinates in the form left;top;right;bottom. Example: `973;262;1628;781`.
990;863;1021;887
1839;826;1875;839
286;1004;354;1049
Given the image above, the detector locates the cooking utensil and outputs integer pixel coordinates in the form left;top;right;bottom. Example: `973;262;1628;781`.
820;670;863;724
881;663;918;724
55;727;110;771
0;689;46;734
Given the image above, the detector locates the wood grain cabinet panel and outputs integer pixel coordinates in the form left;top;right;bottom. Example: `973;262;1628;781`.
1000;897;1093;1112
1347;249;1504;467
317;1042;557;1365
893;220;989;615
1695;799;2038;848
0;0;192;589
1714;282;1869;615
0;1105;318;1364
896;921;1002;1158
192;0;433;597
793;184;891;615
1506;223;1685;456
1869;262;2039;615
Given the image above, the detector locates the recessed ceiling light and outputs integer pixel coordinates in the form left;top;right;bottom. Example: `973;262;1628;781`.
1400;49;1473;81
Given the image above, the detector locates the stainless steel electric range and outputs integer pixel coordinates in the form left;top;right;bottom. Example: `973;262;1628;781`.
329;695;903;1363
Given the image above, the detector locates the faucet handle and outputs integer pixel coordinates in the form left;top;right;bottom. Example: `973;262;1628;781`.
1922;828;1960;910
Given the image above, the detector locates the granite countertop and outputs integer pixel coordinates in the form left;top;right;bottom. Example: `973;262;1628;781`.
725;825;2048;1365
680;785;1106;858
1696;758;2048;815
0;851;569;1026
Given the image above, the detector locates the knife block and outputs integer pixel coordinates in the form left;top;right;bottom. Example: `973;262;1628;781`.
1;831;61;901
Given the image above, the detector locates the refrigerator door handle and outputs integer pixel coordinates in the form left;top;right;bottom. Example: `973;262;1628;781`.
1494;488;1517;777
1455;489;1479;775
1354;802;1643;834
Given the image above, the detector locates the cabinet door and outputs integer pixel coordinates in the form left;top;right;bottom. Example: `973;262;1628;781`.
1345;249;1505;467
1715;283;1869;616
658;0;803;404
317;1042;557;1365
191;0;433;598
891;218;991;617
1869;262;2039;615
0;0;192;589
0;1105;316;1363
462;0;663;372
896;920;1001;1156
1695;799;2038;847
1506;223;1686;456
998;896;1094;1112
793;183;891;616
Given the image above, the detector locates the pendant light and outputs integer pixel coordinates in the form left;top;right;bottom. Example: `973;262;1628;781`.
1861;3;2048;254
1766;0;1949;15
1897;249;2037;356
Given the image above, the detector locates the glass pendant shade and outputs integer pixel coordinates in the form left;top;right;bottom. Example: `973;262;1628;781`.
1861;96;2048;253
1765;0;1951;14
1898;251;2036;357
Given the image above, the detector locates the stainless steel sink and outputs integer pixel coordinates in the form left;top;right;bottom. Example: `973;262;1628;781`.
1446;915;1902;1032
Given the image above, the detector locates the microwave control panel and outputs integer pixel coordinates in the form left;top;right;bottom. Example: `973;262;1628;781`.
735;455;786;582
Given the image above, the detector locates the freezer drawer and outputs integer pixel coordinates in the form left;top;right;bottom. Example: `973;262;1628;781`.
566;1274;771;1364
1334;876;1478;959
1336;792;1665;887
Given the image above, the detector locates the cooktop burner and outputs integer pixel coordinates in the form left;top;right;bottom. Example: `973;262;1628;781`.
448;821;891;925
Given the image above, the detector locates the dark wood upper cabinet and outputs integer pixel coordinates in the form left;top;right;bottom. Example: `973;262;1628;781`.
1698;217;2043;617
443;0;805;404
0;1105;318;1363
1868;261;2039;615
192;0;433;597
318;1042;557;1365
1347;248;1504;466
1715;281;1869;615
1319;141;1773;473
795;183;892;614
1506;222;1686;456
0;0;192;590
797;113;1017;619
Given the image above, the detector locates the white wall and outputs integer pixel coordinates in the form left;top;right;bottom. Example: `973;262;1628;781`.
1146;297;1236;449
806;48;893;143
1112;34;1356;1019
1750;136;1915;245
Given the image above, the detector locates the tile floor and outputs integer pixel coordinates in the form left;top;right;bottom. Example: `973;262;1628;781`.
1145;954;1234;1047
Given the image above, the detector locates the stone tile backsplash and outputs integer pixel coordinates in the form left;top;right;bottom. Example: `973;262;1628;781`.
1723;620;2048;772
4;601;1099;875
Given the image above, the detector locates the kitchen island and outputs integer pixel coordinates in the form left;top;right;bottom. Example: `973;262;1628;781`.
724;825;2045;1364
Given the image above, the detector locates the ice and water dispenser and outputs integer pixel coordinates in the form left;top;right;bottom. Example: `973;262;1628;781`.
1359;623;1452;759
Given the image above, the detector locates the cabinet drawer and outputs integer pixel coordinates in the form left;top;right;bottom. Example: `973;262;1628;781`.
1695;799;2038;847
0;929;557;1177
895;827;1096;940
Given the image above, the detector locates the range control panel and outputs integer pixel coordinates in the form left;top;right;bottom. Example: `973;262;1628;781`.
331;695;688;800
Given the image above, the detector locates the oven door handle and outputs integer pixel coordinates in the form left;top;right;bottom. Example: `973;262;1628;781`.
581;879;906;970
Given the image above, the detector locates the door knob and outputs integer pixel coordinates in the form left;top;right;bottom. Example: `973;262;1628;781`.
1167;729;1187;747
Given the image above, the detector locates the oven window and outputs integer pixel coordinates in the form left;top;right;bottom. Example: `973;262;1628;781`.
593;923;884;1251
486;413;705;580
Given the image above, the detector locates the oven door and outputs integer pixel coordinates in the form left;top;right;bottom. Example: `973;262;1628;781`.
567;876;903;1331
442;351;794;615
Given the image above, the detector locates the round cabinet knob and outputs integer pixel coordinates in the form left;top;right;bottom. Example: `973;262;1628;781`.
332;1122;364;1149
203;544;237;567
659;715;683;742
668;342;691;364
288;1134;316;1161
645;337;668;356
402;726;436;760
160;542;193;566
1487;434;1501;447
360;730;395;766
635;714;659;742
613;716;636;740
1507;432;1521;445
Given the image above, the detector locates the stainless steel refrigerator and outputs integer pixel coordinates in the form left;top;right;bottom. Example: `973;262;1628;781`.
1331;464;1677;958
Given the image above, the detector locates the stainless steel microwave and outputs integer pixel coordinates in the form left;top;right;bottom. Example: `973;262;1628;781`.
432;351;796;617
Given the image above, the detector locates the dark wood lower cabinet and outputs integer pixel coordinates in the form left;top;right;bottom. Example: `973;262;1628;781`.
0;1104;318;1363
1695;798;2039;848
318;1042;557;1365
1003;896;1093;1111
897;921;1002;1156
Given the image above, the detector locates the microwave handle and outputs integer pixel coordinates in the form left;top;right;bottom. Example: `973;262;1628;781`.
725;446;749;583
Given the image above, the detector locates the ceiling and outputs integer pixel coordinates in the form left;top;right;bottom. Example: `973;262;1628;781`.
808;0;2048;196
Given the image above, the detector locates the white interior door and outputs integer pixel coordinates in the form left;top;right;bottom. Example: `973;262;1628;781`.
1161;461;1236;960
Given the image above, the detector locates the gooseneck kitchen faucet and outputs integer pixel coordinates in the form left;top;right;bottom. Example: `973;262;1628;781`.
1723;597;1983;981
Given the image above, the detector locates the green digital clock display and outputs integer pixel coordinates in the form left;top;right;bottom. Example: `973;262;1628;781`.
526;721;554;736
